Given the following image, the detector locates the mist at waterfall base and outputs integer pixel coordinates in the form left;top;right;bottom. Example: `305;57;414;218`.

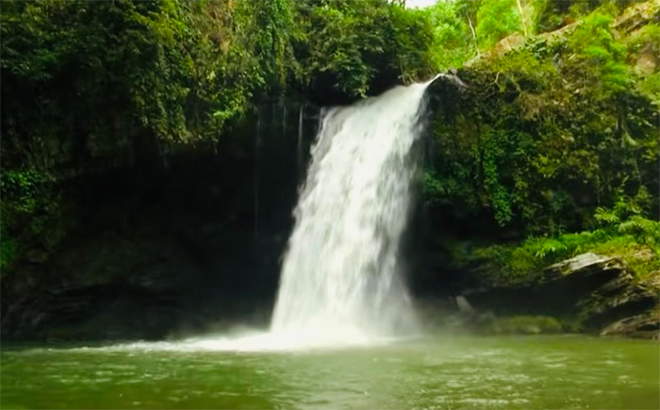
120;79;434;351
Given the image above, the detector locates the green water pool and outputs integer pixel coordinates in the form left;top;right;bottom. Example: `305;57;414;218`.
1;334;658;409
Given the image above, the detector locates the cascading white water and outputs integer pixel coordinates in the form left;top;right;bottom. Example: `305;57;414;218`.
99;79;437;352
270;79;435;345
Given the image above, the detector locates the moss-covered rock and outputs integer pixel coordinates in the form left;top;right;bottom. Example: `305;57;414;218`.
478;315;563;335
458;253;659;339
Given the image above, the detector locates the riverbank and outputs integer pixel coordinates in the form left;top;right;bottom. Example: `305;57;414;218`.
425;252;659;339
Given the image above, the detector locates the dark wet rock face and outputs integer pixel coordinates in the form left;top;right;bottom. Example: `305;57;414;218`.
1;101;320;342
463;253;659;339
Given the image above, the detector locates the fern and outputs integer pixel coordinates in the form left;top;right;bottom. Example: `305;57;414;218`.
618;215;660;248
594;206;620;225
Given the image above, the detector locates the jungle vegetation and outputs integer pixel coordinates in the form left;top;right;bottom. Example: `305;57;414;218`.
1;0;658;283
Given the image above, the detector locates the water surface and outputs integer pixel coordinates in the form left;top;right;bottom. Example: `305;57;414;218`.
2;335;658;409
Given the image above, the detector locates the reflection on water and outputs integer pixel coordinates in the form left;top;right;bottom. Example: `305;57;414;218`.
1;335;658;409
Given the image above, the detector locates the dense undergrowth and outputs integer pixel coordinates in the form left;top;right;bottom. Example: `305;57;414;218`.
424;1;659;283
448;221;659;288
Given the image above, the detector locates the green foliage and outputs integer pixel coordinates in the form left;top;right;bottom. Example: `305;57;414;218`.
594;188;660;247
625;22;660;58
390;5;437;83
535;0;642;33
594;187;651;226
567;10;631;96
4;0;411;165
294;0;383;96
626;23;660;105
481;127;515;226
455;0;483;44
0;0;439;273
0;234;17;273
535;0;573;32
2;0;280;273
2;0;214;169
425;4;659;237
0;170;67;272
0;0;440;165
292;0;436;97
451;207;659;287
1;0;658;282
476;0;523;50
427;1;476;69
617;215;660;247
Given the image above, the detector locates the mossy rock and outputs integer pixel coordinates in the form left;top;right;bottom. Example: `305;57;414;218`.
479;315;563;335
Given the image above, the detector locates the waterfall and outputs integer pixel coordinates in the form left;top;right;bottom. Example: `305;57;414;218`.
104;80;436;352
296;104;304;180
270;79;434;345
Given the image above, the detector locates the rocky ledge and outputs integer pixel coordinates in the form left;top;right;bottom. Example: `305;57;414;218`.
463;253;659;339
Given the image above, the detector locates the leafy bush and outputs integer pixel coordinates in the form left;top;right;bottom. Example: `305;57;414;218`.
476;0;523;50
566;9;631;96
427;0;476;69
450;210;659;287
